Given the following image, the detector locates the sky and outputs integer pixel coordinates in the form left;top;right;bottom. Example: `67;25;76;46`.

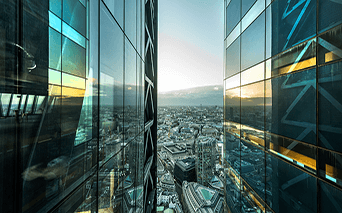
158;0;224;93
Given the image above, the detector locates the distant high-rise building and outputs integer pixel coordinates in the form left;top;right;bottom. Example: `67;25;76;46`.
0;0;157;212
196;137;215;186
224;0;342;212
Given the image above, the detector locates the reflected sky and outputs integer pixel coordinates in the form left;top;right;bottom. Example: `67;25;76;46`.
158;0;224;92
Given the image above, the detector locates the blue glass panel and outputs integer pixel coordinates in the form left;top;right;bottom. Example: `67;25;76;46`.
62;36;86;77
318;0;342;33
62;22;86;48
49;11;61;32
267;68;316;145
266;153;317;213
50;0;61;18
226;0;241;37
225;38;240;78
271;0;316;55
318;61;342;153
125;0;136;46
49;27;62;70
242;0;257;17
319;180;342;212
63;0;86;36
241;12;265;71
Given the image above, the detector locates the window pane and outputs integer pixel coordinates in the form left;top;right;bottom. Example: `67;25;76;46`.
318;149;342;187
62;36;86;77
271;0;316;55
318;25;342;65
100;3;124;163
241;0;264;32
318;0;342;33
266;153;317;213
125;0;136;46
318;61;342;153
226;0;241;36
49;28;62;70
50;0;61;17
9;94;21;116
242;0;257;17
271;38;316;77
319;180;342;213
267;68;316;145
225;38;240;78
63;0;86;36
225;73;240;90
224;87;240;124
241;81;264;130
241;12;265;71
241;62;264;86
267;132;316;174
62;72;85;89
62;22;86;48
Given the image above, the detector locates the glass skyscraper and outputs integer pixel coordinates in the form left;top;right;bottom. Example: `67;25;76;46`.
0;0;157;212
224;0;342;212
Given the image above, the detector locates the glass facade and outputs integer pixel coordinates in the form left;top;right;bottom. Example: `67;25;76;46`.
0;0;157;212
224;0;342;212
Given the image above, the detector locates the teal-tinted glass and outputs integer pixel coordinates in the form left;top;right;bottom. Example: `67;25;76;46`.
125;0;136;46
49;11;61;32
62;22;86;48
50;0;61;18
49;27;62;70
49;69;61;85
63;0;86;36
62;36;86;77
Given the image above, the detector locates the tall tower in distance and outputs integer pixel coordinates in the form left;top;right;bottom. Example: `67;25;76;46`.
196;137;216;186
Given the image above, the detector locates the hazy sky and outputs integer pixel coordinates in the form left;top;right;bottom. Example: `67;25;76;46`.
158;0;224;93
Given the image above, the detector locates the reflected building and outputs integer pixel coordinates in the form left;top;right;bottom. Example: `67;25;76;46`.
224;0;342;212
0;0;157;212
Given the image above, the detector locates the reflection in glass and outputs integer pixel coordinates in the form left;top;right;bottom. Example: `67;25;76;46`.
62;36;86;77
225;73;240;90
267;68;316;145
266;153;317;213
267;132;316;174
241;0;264;33
318;0;342;33
241;62;264;86
63;0;86;36
225;22;240;50
224;88;240;124
125;0;136;46
62;22;86;48
319;180;342;212
318;149;342;187
0;93;11;116
318;61;342;153
49;28;62;70
226;0;241;36
242;0;257;17
271;38;316;77
318;25;342;65
49;11;61;32
62;72;85;89
49;69;61;85
271;0;316;54
241;81;264;130
241;12;265;71
225;38;240;78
